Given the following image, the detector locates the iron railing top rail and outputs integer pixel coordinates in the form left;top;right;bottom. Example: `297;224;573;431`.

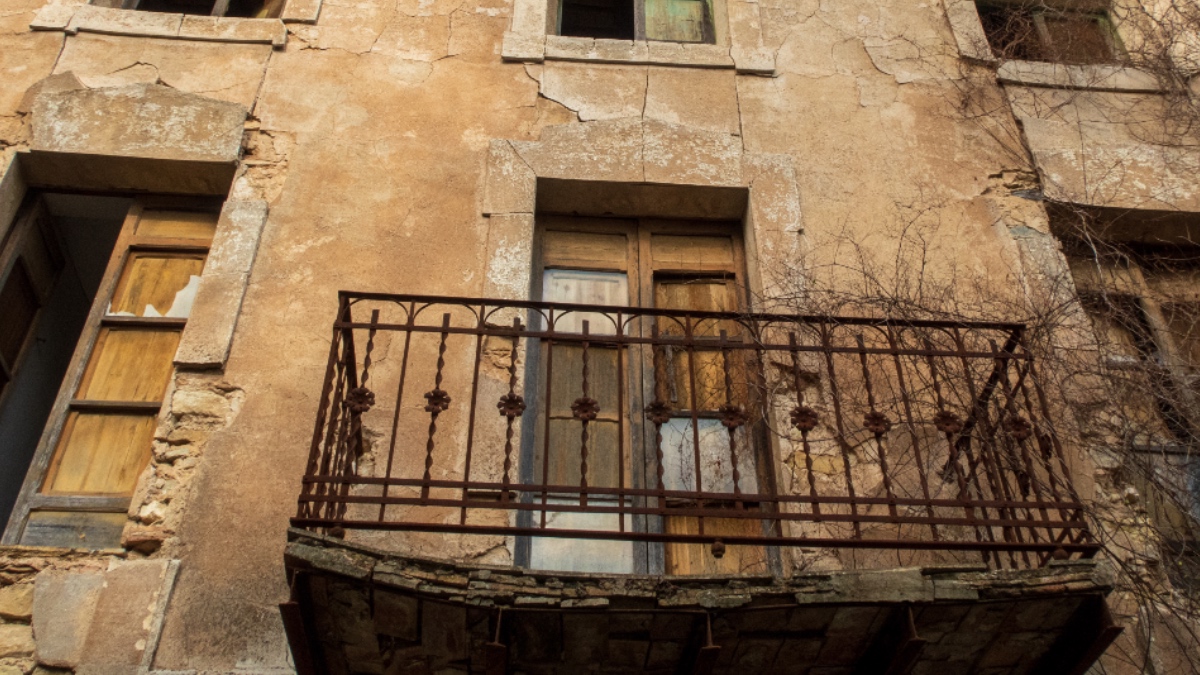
335;291;1032;333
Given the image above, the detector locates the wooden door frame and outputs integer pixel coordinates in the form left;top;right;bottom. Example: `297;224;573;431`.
517;215;780;575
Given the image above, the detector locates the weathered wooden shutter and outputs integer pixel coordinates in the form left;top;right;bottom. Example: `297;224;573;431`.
643;0;711;43
24;205;217;547
649;235;767;575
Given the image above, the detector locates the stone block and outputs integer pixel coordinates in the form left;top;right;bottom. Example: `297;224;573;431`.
643;120;742;187
501;31;545;62
67;5;183;38
508;0;546;40
1020;116;1200;211
541;61;647;122
29;3;77;31
373;591;418;640
178;16;287;46
482;140;536;215
174;272;249;368
998;61;1160;92
204;200;269;275
0;32;64;115
588;38;648;63
945;0;994;62
743;153;802;233
646;41;732;67
726;1;762;52
732;46;776;74
514;118;643;183
17;72;85;114
829;569;934;603
420;601;468;666
544;35;596;60
77;560;171;670
33;570;104;669
32;83;248;164
281;0;322;23
0;583;34;621
0;624;34;658
53;32;271;108
645;67;739;134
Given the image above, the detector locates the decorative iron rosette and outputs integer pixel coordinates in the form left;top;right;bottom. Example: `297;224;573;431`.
790;405;819;432
496;392;526;419
644;400;673;425
718;404;749;430
933;410;964;435
345;386;376;414
571;397;600;421
1004;416;1033;441
863;411;892;435
424;388;452;413
710;539;726;559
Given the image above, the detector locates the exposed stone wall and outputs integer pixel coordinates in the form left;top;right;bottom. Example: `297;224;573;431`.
0;549;115;675
124;374;245;557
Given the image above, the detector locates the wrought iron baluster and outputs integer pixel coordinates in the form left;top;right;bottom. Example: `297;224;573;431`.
420;313;453;502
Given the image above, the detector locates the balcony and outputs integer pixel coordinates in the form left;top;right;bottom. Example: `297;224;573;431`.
292;292;1097;567
281;292;1117;674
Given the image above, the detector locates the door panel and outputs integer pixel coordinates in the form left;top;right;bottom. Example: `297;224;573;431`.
664;516;768;575
530;218;767;575
109;253;204;318
44;412;156;494
77;329;180;402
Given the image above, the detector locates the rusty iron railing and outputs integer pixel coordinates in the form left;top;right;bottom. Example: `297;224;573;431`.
293;292;1099;568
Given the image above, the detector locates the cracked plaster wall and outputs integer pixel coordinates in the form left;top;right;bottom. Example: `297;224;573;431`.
0;0;1192;666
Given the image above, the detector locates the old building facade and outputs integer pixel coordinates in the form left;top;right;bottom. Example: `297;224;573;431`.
0;0;1197;668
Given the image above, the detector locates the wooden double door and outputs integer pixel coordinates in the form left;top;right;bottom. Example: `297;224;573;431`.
525;217;771;575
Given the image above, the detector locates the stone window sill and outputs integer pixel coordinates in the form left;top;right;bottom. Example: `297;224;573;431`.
503;33;774;74
996;60;1161;93
28;4;320;47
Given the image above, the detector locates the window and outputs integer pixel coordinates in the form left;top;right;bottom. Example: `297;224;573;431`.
975;1;1121;64
1;197;220;549
96;0;283;19
1068;245;1200;588
525;217;770;576
555;0;715;43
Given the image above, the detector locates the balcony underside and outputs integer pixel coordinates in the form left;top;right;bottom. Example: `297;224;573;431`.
281;530;1120;675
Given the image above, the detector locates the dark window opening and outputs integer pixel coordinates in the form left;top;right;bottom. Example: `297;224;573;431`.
556;0;714;44
977;3;1044;60
559;0;635;40
0;194;128;534
975;2;1120;64
102;0;283;19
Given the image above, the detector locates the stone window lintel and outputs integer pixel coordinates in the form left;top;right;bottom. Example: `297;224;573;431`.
29;3;316;47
